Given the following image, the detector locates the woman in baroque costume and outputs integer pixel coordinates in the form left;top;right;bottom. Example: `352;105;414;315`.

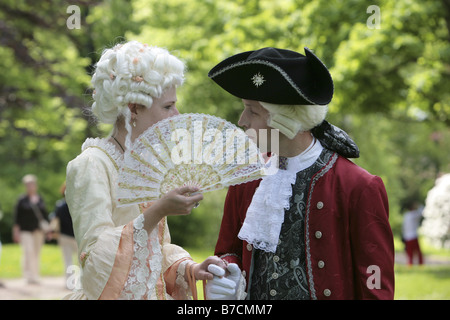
64;40;225;300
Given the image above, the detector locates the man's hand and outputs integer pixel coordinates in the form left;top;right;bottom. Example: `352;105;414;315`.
205;263;242;300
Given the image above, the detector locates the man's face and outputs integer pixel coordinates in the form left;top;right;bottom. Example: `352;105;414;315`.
238;99;277;153
25;181;37;195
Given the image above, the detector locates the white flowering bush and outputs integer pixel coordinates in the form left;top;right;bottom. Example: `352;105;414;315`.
420;174;450;249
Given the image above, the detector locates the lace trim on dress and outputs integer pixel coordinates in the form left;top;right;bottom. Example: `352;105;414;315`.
82;137;123;170
118;214;163;300
175;260;193;299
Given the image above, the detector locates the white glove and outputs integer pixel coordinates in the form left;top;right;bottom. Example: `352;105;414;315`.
205;264;236;300
205;263;243;300
225;263;242;295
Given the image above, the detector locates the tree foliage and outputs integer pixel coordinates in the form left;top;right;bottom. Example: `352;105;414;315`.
0;0;449;246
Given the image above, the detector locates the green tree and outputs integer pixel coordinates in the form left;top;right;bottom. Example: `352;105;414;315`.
0;0;140;241
130;0;450;239
1;0;449;247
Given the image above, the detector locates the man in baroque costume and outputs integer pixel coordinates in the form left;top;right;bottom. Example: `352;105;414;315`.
205;47;395;300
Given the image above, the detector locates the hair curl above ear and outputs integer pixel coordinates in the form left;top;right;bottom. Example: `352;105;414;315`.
259;102;328;139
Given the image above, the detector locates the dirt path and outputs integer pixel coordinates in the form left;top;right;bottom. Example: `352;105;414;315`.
0;276;71;300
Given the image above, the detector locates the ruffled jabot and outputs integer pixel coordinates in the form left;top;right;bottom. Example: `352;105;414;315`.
238;138;323;253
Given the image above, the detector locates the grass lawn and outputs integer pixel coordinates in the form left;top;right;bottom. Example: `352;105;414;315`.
1;243;449;299
0;243;67;278
394;264;450;299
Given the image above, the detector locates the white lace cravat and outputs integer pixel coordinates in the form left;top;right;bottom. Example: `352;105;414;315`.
238;138;323;253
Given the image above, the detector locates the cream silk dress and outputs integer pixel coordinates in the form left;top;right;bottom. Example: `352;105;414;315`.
65;138;193;300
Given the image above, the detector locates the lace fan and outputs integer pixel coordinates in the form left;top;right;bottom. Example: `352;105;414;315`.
117;113;265;206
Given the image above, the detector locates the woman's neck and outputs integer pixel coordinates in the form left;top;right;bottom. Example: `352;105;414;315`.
110;123;128;153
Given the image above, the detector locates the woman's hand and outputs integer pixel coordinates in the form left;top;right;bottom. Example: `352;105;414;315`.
192;256;227;281
142;185;203;232
156;185;203;217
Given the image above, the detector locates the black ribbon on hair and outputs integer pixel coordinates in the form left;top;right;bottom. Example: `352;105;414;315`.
311;120;360;158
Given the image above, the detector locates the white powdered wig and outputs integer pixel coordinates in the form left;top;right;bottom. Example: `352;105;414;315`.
259;101;328;139
91;40;185;148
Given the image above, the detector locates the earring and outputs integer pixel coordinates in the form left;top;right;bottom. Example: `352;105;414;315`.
132;120;137;128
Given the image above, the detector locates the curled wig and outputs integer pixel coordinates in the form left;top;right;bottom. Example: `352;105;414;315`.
259;102;328;139
91;40;185;147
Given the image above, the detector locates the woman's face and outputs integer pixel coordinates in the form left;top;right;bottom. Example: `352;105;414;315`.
133;86;180;138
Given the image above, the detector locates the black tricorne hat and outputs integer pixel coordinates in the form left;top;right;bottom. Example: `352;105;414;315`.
208;47;334;105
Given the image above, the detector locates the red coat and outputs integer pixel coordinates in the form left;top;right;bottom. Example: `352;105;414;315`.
215;153;395;300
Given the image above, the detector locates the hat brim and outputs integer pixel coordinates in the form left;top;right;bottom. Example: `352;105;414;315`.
208;48;333;105
303;48;334;105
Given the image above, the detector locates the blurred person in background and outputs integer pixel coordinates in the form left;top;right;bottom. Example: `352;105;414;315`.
13;174;48;284
402;199;424;266
51;182;78;286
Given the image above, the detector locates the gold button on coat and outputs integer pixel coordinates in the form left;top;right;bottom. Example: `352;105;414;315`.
316;201;324;209
315;231;323;239
323;289;331;297
318;260;325;268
